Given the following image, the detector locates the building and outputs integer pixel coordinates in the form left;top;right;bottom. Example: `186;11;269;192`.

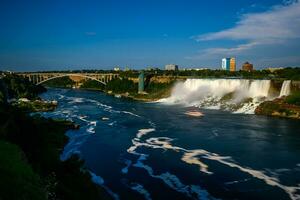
266;67;284;72
242;62;254;72
180;68;208;71
113;67;120;71
222;58;236;72
165;64;179;71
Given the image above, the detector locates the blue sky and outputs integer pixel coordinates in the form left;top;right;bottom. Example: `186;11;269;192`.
0;0;299;71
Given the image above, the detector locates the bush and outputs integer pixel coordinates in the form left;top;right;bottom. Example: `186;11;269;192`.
285;91;300;106
105;78;137;93
80;80;105;90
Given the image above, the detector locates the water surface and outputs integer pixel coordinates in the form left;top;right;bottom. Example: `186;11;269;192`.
40;88;300;200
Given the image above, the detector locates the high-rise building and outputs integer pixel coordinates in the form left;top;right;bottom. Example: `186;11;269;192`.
230;58;236;72
242;62;254;72
165;64;179;71
222;58;236;72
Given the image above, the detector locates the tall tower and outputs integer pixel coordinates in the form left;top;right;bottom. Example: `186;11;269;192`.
230;58;236;72
138;71;145;94
222;58;236;71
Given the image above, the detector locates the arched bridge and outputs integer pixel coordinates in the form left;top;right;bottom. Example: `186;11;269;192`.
18;73;119;85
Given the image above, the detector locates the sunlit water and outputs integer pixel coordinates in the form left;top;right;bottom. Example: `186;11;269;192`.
39;88;300;200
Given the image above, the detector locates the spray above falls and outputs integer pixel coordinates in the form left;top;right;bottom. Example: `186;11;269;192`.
159;79;272;114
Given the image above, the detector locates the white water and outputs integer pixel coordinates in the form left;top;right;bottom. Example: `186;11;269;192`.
159;79;272;114
280;80;291;97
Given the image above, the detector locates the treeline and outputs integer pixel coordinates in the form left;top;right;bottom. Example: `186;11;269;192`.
119;67;300;80
44;76;75;88
0;76;111;200
80;79;105;90
105;78;137;93
0;74;46;102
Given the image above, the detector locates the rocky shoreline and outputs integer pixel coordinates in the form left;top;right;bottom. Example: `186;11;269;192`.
11;98;58;112
255;97;300;120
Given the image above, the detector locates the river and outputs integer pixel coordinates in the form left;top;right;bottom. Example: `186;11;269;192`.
39;88;300;200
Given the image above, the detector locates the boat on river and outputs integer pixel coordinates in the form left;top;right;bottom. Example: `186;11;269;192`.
185;110;204;117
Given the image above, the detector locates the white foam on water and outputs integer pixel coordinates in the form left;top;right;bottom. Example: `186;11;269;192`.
108;121;117;126
181;151;212;174
89;121;97;126
132;156;218;200
130;183;152;200
126;128;300;200
58;94;65;99
78;115;89;122
225;178;251;185
148;120;156;128
125;128;219;200
90;171;105;185
122;111;141;118
60;149;81;161
121;159;132;174
136;128;156;140
67;97;85;104
86;126;95;134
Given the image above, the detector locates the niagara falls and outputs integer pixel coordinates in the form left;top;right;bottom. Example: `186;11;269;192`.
1;0;300;200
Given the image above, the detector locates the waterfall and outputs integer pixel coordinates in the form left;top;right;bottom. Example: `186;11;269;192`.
279;80;291;97
159;79;272;114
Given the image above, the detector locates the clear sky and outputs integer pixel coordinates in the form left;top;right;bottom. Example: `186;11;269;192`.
0;0;300;71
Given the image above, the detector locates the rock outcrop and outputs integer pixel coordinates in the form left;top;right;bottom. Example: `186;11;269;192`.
255;98;300;120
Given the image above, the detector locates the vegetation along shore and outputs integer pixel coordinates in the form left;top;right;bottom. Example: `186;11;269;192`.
0;75;112;200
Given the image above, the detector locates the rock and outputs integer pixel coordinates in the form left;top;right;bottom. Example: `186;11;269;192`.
73;124;80;129
18;98;30;102
255;98;300;120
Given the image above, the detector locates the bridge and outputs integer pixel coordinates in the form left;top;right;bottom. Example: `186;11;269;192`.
17;73;119;85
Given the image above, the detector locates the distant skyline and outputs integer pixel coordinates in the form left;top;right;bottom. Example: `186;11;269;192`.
1;0;300;71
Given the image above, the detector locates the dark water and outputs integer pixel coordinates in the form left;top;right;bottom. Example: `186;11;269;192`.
40;88;300;200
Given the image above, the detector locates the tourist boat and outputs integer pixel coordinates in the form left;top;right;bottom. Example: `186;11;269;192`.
185;110;204;117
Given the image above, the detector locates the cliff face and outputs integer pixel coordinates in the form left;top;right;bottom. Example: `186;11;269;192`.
255;98;300;120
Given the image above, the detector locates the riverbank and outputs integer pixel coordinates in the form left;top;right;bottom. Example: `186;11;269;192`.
105;84;173;102
0;75;112;200
255;94;300;120
0;105;112;200
11;98;58;112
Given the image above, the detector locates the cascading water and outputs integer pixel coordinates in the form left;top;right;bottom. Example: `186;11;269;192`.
159;79;272;114
279;80;291;97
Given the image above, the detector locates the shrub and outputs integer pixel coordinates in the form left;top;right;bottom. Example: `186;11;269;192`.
285;91;300;106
